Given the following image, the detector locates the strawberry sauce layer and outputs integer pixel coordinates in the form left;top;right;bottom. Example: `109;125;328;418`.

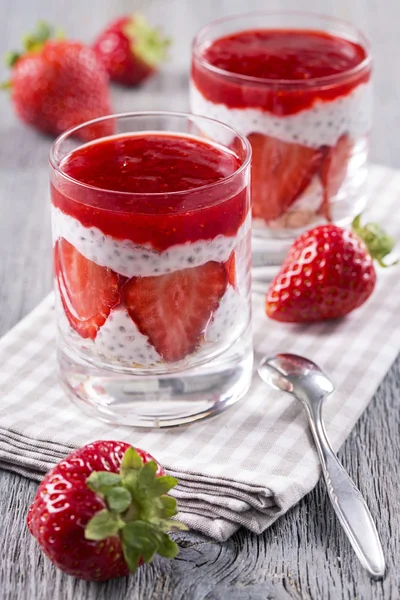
51;133;248;251
192;29;371;115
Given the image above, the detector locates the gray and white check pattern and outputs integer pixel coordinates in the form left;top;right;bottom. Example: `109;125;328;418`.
0;165;399;541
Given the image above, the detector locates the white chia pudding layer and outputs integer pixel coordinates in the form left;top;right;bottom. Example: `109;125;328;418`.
93;307;161;366
205;284;248;343
52;206;251;278
190;82;372;149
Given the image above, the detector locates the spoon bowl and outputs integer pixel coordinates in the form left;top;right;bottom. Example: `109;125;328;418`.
258;354;334;399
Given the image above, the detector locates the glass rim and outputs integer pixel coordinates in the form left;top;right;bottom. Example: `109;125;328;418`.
192;10;372;88
49;110;252;199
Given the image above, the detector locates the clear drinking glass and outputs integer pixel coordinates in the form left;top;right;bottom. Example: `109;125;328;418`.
50;111;252;427
191;12;372;268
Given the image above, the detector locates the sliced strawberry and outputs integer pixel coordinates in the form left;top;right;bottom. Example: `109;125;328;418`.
248;133;324;222
225;252;236;288
122;262;227;362
320;134;353;220
55;239;120;340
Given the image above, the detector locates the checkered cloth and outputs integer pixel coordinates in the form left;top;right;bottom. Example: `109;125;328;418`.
0;165;399;541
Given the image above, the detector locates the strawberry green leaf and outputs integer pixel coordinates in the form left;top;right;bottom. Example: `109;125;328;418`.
121;447;143;476
122;520;158;547
23;21;52;52
142;541;158;563
138;460;158;490
122;471;139;497
147;475;178;497
162;520;189;532
352;214;398;267
86;471;121;495
159;495;177;518
122;544;141;573
34;21;52;42
157;533;179;559
140;539;158;564
122;521;160;562
4;51;20;68
84;509;123;540
105;486;132;512
124;14;170;68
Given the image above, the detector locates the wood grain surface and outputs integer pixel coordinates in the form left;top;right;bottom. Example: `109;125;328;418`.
0;1;399;598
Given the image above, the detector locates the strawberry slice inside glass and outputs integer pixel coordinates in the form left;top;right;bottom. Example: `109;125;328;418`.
50;112;252;427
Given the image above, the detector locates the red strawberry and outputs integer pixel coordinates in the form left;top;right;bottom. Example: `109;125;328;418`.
320;134;353;220
93;14;170;86
4;22;112;140
55;238;120;340
122;262;227;362
266;216;396;322
225;252;237;288
27;440;186;581
248;133;324;222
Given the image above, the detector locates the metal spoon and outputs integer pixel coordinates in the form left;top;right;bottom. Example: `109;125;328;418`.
258;353;385;579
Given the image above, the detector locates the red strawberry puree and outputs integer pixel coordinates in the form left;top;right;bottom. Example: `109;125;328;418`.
51;133;251;368
191;27;372;230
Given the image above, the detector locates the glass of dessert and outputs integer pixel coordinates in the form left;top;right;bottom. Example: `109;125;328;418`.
50;111;252;427
191;12;372;268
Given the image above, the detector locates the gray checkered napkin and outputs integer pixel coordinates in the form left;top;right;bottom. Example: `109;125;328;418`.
0;165;399;541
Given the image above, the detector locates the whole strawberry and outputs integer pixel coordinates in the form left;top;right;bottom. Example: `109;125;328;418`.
93;14;170;86
27;440;186;581
266;216;396;322
4;22;112;140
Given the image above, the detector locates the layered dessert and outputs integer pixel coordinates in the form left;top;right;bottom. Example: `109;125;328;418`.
51;132;251;370
191;24;372;233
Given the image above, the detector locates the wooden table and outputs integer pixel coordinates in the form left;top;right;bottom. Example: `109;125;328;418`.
1;1;399;598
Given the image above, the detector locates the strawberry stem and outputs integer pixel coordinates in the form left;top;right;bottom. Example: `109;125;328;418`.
5;51;21;67
84;447;187;573
124;14;170;68
352;214;398;267
23;21;52;52
4;21;54;75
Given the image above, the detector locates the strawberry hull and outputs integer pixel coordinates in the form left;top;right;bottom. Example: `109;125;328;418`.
191;17;372;233
51;130;251;370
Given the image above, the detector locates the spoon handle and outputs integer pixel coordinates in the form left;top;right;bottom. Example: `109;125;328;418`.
306;403;385;579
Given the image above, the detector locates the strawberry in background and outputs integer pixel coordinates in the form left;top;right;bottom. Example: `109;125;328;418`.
93;14;170;86
2;23;112;140
3;22;112;140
